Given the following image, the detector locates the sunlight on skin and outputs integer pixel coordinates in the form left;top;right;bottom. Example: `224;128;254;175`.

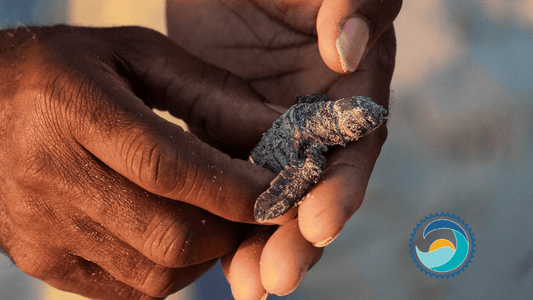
221;229;272;300
31;1;527;300
42;4;191;300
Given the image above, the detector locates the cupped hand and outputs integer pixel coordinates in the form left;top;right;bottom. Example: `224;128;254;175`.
167;0;400;298
0;25;283;299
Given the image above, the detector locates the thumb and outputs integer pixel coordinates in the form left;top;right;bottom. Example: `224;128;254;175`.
317;0;402;73
74;27;280;223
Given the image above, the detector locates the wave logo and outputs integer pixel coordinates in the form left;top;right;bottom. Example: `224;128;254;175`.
409;213;475;278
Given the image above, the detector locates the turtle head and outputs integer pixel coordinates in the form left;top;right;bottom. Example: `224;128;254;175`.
334;96;388;141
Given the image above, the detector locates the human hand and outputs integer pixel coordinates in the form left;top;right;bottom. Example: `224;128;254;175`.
0;25;284;299
167;0;400;298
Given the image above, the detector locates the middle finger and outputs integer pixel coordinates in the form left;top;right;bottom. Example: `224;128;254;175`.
72;162;248;268
65;218;218;298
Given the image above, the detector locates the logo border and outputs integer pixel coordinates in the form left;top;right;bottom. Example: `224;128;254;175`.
409;213;476;279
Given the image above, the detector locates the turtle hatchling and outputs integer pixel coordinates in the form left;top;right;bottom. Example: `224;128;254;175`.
250;94;388;222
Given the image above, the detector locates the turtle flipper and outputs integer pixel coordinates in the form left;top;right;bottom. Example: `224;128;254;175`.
254;151;326;222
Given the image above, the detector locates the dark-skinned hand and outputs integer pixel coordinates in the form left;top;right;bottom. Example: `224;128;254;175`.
166;0;401;298
0;25;289;299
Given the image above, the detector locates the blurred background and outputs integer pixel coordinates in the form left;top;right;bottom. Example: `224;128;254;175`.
1;0;532;299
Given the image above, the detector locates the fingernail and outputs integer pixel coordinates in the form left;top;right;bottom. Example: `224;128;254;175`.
312;231;341;248
336;17;370;72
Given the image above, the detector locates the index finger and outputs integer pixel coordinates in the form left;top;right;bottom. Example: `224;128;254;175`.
56;27;281;223
76;76;273;224
298;26;396;245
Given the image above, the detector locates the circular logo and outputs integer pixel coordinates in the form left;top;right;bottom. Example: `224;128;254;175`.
409;213;475;278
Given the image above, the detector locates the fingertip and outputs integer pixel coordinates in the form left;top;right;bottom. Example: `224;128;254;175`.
223;228;273;300
317;3;347;74
263;266;307;297
312;231;341;248
298;164;367;245
260;256;307;297
319;17;370;74
317;25;346;74
298;192;345;246
318;0;402;74
317;0;369;74
260;219;323;296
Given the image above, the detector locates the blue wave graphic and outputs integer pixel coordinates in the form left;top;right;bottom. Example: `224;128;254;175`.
416;219;470;273
431;230;469;272
416;246;455;269
423;219;467;240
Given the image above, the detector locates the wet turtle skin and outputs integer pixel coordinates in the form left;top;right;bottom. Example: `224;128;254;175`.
250;94;388;222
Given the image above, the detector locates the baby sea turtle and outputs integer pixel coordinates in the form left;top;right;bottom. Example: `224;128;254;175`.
250;94;388;222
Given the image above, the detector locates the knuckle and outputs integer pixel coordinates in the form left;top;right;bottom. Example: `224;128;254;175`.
148;146;182;195
162;228;192;267
17;259;45;279
144;215;192;267
7;193;60;232
14;248;56;280
135;266;176;298
11;154;65;228
14;148;59;189
8;195;40;227
123;131;183;195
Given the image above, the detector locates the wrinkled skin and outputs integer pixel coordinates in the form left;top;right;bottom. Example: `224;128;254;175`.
0;0;401;299
167;0;400;298
0;25;282;299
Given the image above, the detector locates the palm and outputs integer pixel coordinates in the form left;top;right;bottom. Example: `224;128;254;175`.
167;0;342;107
167;1;396;297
